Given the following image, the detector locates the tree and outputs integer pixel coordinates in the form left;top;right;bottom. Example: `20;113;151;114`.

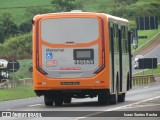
113;0;137;5
25;7;52;20
0;25;5;43
20;20;32;34
51;0;83;12
0;13;19;43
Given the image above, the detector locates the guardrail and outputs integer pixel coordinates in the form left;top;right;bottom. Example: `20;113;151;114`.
0;75;158;89
132;74;156;86
0;78;33;88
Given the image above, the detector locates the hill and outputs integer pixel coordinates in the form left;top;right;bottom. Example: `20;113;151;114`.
0;0;52;23
0;0;159;59
0;0;159;24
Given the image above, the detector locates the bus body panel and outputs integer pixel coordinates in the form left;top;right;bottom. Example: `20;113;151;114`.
32;12;131;105
41;45;99;78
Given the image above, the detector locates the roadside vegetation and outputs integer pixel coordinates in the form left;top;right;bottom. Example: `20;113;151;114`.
12;59;32;80
0;0;159;79
132;25;160;53
0;85;36;101
0;0;159;59
133;64;160;76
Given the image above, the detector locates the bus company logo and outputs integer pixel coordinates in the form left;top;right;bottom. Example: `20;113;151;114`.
2;112;12;117
46;52;53;60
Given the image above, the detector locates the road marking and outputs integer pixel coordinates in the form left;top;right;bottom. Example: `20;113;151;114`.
144;86;149;89
75;95;160;119
106;95;160;111
28;104;43;107
117;104;160;110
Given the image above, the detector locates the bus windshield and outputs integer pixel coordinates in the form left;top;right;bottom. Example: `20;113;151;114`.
41;18;99;44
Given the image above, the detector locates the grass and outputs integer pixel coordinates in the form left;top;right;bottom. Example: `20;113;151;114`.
132;25;160;54
0;0;52;23
0;85;36;101
12;59;32;80
134;64;160;76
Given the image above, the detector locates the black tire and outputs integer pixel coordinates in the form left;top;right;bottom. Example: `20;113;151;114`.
118;93;125;102
44;95;53;106
109;93;118;104
54;95;63;106
98;92;109;105
110;76;118;104
127;73;130;91
64;97;71;104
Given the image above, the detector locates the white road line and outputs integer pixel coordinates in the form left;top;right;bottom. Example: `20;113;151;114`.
75;95;160;119
144;86;149;89
28;104;43;107
106;95;160;111
117;104;160;110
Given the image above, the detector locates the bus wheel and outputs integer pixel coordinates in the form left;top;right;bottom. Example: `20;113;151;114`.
118;93;125;102
98;93;109;105
64;97;71;104
44;95;53;106
109;79;118;104
109;93;118;104
54;96;63;106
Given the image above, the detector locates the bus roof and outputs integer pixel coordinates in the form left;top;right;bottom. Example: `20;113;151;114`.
33;11;128;23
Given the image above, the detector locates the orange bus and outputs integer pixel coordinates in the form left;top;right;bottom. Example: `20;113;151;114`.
32;11;132;106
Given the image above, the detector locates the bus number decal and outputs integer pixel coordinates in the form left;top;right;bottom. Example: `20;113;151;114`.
74;60;94;65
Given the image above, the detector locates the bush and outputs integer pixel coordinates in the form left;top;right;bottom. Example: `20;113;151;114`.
0;33;32;59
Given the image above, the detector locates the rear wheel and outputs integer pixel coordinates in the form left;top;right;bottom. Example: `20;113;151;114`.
109;93;118;104
54;95;63;106
44;95;53;106
64;97;72;104
98;92;109;105
118;93;125;102
110;76;118;104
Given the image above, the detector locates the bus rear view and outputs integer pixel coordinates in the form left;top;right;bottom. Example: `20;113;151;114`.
32;11;132;106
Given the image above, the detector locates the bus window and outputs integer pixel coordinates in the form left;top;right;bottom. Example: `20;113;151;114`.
41;18;99;44
113;24;119;53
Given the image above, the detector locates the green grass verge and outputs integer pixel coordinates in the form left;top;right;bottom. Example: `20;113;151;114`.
133;64;160;76
12;59;32;80
0;85;36;101
132;25;160;55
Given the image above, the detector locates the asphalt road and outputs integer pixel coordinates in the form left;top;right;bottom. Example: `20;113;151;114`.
0;40;160;120
132;44;160;74
0;81;160;120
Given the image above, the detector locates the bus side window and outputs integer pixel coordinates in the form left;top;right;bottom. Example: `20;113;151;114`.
122;26;126;53
113;24;119;53
109;22;113;52
125;26;129;53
